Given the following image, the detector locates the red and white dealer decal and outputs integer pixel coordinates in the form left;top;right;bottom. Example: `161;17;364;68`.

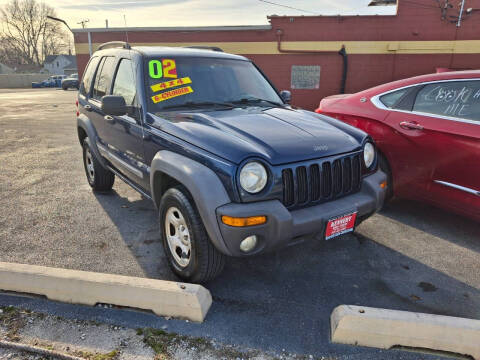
325;212;357;240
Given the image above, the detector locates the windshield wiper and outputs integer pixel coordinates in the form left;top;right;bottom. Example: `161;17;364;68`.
230;97;285;107
161;101;235;110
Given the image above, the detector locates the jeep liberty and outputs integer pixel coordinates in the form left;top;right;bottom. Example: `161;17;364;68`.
77;42;386;282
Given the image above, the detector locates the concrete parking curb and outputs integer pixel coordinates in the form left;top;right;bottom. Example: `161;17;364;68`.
0;262;212;322
331;305;480;359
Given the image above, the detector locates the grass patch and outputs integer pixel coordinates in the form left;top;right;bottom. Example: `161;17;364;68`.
0;306;18;315
140;327;249;359
75;349;119;360
142;329;171;354
139;326;333;359
0;306;24;341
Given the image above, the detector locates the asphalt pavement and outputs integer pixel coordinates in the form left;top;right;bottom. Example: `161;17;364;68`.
0;88;479;359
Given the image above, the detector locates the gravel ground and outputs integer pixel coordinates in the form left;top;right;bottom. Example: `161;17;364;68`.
0;88;479;359
0;88;169;280
0;306;322;360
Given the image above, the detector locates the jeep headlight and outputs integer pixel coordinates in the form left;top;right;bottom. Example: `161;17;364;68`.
239;161;268;194
363;142;376;169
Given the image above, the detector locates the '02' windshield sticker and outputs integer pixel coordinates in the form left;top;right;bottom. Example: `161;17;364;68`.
151;77;192;92
148;59;178;79
152;86;194;103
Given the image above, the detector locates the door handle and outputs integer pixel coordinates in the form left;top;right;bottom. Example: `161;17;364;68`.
399;121;423;130
84;104;92;111
104;115;114;122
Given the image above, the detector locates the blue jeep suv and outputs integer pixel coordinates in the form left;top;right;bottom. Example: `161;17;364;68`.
77;42;386;282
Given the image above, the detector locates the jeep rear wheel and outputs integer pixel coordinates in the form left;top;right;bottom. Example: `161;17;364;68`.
160;186;225;283
82;138;115;192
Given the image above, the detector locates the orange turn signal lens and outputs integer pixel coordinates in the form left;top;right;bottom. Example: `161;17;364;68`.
380;181;387;189
221;215;267;227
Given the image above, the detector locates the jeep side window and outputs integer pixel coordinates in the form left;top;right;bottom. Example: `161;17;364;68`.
79;56;99;96
112;59;136;106
92;56;116;100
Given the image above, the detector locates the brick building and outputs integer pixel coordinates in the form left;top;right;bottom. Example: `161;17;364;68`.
72;0;480;110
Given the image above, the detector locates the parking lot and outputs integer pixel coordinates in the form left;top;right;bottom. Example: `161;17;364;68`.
0;88;479;359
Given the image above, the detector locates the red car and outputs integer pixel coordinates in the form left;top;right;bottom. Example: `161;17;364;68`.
316;71;480;222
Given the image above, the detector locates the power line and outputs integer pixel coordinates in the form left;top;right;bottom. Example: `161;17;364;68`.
258;0;318;15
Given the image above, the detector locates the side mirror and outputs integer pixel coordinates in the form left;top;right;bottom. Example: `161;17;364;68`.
280;90;291;104
101;95;127;116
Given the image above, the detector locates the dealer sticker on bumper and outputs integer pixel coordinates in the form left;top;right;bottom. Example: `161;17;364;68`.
325;212;357;240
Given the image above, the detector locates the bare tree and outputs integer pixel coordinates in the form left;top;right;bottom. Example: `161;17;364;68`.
0;0;71;66
0;34;21;65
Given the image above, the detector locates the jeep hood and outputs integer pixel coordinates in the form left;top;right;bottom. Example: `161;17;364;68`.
148;107;367;165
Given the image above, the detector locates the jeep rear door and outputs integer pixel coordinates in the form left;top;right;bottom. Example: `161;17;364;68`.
88;56;116;144
78;55;100;118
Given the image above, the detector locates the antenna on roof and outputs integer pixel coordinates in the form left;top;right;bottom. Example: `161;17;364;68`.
123;15;130;45
122;14;136;110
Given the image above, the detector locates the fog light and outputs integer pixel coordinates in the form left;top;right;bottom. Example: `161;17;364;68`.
240;235;257;252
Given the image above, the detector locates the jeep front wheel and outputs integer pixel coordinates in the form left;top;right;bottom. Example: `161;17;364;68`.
82;139;115;192
159;186;225;283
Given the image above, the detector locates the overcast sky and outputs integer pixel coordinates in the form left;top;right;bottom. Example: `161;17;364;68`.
0;0;396;29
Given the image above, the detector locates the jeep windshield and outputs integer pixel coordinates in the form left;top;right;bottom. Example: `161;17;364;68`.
145;57;284;112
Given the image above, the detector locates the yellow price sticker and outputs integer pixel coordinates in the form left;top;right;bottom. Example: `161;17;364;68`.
151;86;194;103
151;77;192;93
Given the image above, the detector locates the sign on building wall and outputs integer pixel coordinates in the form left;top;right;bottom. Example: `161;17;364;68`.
291;65;321;89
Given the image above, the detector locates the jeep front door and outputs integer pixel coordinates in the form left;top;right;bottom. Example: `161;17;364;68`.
102;58;149;191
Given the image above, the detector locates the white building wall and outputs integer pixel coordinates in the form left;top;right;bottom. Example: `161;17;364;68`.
44;56;72;75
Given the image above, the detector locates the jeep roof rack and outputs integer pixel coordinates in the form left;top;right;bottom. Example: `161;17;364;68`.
184;46;224;52
98;41;131;51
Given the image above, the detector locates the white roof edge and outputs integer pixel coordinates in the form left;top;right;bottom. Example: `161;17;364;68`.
72;25;272;33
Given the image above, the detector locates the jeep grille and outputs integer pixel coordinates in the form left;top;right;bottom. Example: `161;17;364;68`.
281;153;362;209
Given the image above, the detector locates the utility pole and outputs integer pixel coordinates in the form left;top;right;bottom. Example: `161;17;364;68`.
77;19;89;29
457;0;466;27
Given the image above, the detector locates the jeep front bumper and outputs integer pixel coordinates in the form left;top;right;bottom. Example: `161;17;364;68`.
215;170;386;256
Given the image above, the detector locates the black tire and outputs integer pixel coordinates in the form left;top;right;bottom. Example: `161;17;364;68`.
159;186;225;283
378;153;393;201
82;138;115;192
62;85;68;90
